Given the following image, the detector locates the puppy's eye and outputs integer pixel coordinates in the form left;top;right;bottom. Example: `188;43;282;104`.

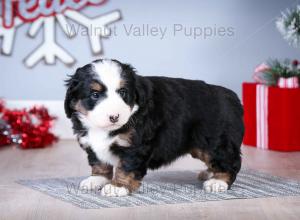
118;88;128;98
90;91;100;100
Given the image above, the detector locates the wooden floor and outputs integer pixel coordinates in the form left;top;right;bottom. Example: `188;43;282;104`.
0;140;300;220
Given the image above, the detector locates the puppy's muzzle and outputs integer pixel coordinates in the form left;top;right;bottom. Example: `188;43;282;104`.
109;114;119;123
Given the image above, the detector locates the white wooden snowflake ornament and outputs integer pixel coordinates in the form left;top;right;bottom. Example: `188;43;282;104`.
0;0;121;68
0;17;23;55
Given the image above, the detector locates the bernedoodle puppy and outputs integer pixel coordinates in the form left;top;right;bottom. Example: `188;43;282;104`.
64;59;244;197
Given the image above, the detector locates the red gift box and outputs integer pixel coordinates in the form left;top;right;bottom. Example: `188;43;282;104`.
242;83;300;151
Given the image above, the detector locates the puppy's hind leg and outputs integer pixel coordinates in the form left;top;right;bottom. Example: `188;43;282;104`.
190;149;213;181
207;141;241;192
198;169;214;181
191;140;242;193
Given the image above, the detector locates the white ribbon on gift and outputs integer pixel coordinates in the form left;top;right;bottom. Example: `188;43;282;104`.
256;85;269;149
277;77;299;88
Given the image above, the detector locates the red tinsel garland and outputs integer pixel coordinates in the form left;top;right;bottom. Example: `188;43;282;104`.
0;100;58;149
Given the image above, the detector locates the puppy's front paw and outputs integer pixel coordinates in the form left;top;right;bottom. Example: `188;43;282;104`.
203;178;228;193
80;176;110;191
101;184;130;197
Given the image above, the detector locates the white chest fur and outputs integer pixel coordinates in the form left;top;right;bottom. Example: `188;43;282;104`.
81;128;120;166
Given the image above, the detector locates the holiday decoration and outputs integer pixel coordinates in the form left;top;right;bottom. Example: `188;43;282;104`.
243;61;300;151
277;5;300;48
243;83;300;151
0;100;58;149
0;0;121;68
253;59;300;87
277;76;299;88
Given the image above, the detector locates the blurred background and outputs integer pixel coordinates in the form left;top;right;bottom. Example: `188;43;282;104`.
1;0;298;100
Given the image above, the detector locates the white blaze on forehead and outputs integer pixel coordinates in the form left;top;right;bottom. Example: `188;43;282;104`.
83;60;132;130
92;60;122;91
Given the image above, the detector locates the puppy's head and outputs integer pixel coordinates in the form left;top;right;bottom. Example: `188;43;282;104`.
65;59;139;131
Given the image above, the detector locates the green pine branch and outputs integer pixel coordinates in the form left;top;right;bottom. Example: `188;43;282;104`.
257;59;300;85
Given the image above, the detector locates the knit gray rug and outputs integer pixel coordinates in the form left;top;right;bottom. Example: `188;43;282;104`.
17;169;300;209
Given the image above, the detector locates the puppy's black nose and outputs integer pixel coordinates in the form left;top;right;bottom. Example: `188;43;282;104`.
109;114;119;123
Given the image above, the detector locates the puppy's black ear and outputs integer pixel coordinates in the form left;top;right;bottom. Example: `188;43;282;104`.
64;76;79;118
64;64;94;118
64;68;84;118
134;75;148;107
120;63;147;106
118;61;151;107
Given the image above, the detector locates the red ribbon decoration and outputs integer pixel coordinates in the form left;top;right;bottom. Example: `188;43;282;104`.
0;100;58;149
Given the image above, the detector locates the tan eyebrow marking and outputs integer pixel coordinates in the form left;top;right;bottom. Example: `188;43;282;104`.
119;79;126;88
90;82;103;91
